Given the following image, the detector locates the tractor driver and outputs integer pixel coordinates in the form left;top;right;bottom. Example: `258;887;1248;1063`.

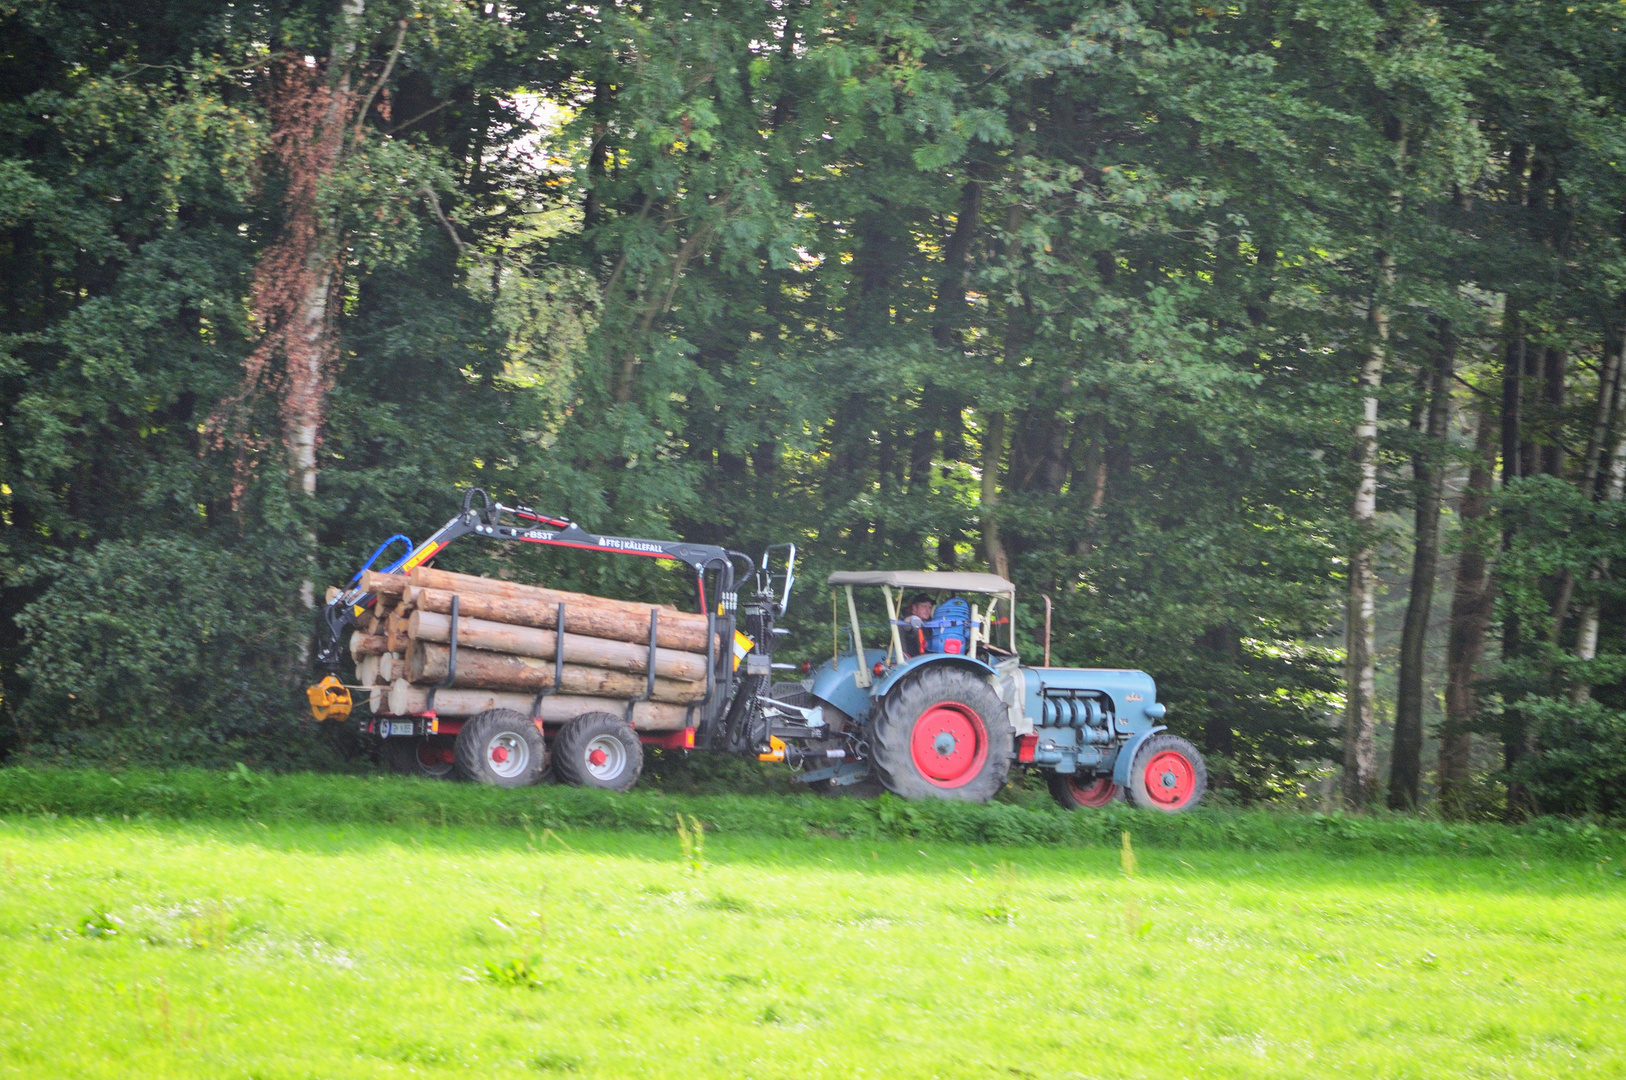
900;593;936;658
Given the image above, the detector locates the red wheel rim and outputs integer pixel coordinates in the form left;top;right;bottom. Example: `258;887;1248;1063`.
909;702;989;788
1068;776;1119;807
1142;749;1196;807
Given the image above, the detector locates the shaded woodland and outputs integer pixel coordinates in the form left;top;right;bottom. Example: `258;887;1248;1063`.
2;0;1624;816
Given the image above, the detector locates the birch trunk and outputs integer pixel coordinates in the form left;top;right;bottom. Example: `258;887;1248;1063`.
1439;389;1498;816
1342;253;1392;809
1573;355;1626;703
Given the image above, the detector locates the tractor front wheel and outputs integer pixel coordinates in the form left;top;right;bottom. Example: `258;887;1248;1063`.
1128;734;1207;812
870;667;1013;803
1047;771;1121;809
552;712;644;792
454;709;549;788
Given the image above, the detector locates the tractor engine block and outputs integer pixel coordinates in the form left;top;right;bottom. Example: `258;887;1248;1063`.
1029;691;1117;774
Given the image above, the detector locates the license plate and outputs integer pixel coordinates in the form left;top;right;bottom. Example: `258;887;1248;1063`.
387;721;415;737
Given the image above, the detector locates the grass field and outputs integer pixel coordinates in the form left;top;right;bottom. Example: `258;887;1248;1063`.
1;776;1623;1079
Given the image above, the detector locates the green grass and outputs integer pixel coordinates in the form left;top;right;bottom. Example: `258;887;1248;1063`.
2;766;1623;861
0;785;1623;1077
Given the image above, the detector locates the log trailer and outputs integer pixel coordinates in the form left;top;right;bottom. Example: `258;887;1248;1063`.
308;488;1207;811
308;488;810;789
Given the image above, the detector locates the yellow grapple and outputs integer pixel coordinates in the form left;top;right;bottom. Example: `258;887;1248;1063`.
306;675;353;722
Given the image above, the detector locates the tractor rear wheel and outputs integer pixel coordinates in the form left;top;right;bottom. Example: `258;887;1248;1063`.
1128;734;1207;812
869;666;1013;803
1047;771;1121;809
383;736;456;780
453;709;549;788
552;712;643;792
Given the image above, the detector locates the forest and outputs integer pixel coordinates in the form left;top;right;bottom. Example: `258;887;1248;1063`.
1;0;1623;819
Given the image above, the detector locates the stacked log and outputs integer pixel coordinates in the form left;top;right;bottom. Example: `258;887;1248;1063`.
351;567;713;732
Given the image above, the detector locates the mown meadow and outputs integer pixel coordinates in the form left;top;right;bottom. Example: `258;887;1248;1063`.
0;770;1622;1078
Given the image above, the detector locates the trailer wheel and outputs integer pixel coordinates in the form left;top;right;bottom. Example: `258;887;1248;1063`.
870;666;1013;803
552;712;643;792
1128;734;1207;812
454;709;549;788
383;736;456;780
1047;771;1121;809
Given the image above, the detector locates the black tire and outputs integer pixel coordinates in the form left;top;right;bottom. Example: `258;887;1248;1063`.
1047;770;1122;810
552;712;644;792
382;736;456;779
869;666;1013;803
453;709;549;788
1127;734;1207;812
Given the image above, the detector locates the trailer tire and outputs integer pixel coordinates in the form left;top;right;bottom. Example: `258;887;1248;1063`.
552;712;643;792
870;666;1013;803
1046;771;1121;809
383;736;456;780
454;709;549;788
1127;734;1207;812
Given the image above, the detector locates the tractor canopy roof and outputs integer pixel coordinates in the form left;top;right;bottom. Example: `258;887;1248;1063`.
826;570;1015;594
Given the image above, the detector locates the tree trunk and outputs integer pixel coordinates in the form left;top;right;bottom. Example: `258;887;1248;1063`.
1498;315;1536;817
385;682;691;729
1343;254;1392;809
1539;347;1567;476
406;642;703;703
1390;327;1454;809
407;567;704;630
931;170;985;349
407;608;707;680
981;410;1010;580
1439;386;1498;817
408;585;709;655
1573;353;1626;703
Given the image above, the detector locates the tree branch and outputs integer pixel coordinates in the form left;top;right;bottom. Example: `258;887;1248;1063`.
420;184;467;255
353;19;410;142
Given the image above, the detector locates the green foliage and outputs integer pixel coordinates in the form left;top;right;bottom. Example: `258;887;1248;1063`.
11;537;326;766
2;0;1625;810
1489;477;1626;815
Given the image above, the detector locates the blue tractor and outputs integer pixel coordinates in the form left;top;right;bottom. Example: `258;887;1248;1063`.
766;570;1207;812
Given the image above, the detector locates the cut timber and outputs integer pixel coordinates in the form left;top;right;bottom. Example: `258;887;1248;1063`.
407;642;703;703
356;654;380;688
369;687;384;713
407;608;707;681
350;633;386;659
408;567;706;636
359;570;409;596
408;586;710;654
385;680;690;731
